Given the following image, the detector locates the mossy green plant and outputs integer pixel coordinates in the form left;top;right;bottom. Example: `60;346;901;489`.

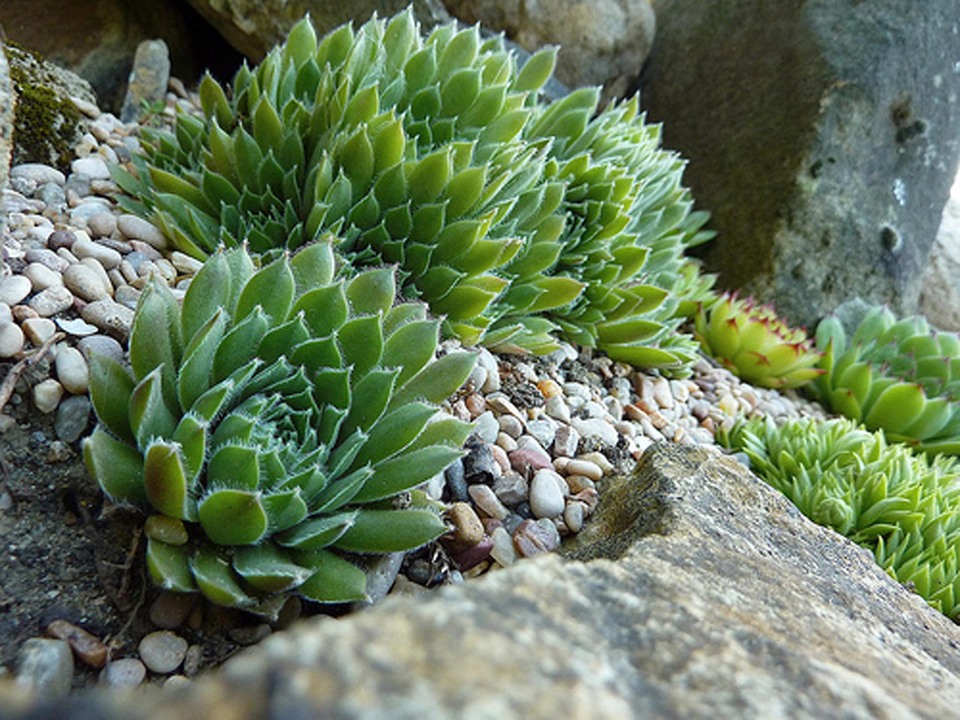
83;242;475;616
721;416;960;619
814;305;960;454
114;10;713;371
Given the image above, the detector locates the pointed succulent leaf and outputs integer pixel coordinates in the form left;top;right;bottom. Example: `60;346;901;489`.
296;549;368;603
334;508;447;553
275;511;358;550
145;538;196;593
233;543;313;593
130;369;178;450
197;489;269;545
83;428;147;503
352;445;464;503
512;47;557;94
191;546;257;608
391;350;476;407
143;439;196;520
87;352;136;444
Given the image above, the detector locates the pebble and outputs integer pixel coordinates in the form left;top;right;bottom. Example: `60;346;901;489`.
118;214;168;249
100;658;147;688
33;379;64;414
529;469;567;519
78;334;124;363
0;321;24;357
54;395;92;443
45;619;107;669
443;459;468;502
55;345;90;394
11;163;66;186
462;440;500;484
513;518;561;557
445;502;485;549
87;212;118;238
71;156;112;180
570;417;619;447
63;263;110;302
492;471;528;506
489;526;518;566
15;638;74;700
81;299;135;339
23;262;64;291
563;501;585;533
468;484;508;520
0;275;31;305
73;237;122;270
29;286;74;317
508;445;552;477
138;630;189;674
562;458;604;481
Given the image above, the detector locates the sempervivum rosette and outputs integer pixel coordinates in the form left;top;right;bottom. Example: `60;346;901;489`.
83;242;474;615
694;292;823;389
114;10;713;371
721;416;960;618
814;305;960;454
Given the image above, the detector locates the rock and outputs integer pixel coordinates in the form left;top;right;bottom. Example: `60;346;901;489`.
21;317;57;345
10;163;65;186
72;237;122;270
81;299;134;340
149;592;198;631
54;345;89;394
138;631;188;675
184;0;451;61
461;437;499;484
0;321;24;358
28;286;74;317
99;659;146;689
77;334;124;363
920;185;960;330
86;212;117;239
444;502;485;550
528;468;566;519
14;638;73;701
3;42;94;171
54;395;92;443
23;262;64;292
117;214;168;250
63;263;109;302
445;0;656;100
120;40;171;123
33;378;64;414
0;275;31;305
0;45;13;193
640;0;960;329
569;416;619;447
45;619;107;669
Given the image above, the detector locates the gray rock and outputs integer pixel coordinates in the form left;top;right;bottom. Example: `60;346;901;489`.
640;0;960;328
14;638;73;701
120;40;171;124
54;395;91;443
0;45;13;194
445;0;656;100
8;444;960;717
138;631;188;675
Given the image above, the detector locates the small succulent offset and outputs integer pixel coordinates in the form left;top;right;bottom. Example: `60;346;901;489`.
83;242;475;615
721;416;960;619
814;305;960;454
694;292;823;389
114;10;713;370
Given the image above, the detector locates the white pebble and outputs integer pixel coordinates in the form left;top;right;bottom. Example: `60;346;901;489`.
0;321;24;357
22;317;57;345
529;468;567;519
81;299;135;340
34;379;65;414
563;458;604;481
86;212;118;238
467;484;508;520
138;631;188;675
118;214;168;250
169;251;203;275
71;155;111;180
563;501;585;533
0;302;10;323
72;237;122;269
55;345;90;394
11;163;66;185
570;417;619;447
0;275;32;305
63;264;110;302
489;526;517;566
544;395;571;424
23;262;64;291
29;286;74;317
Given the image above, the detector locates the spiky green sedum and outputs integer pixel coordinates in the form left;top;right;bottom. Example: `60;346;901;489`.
694;292;823;389
114;10;712;370
721;416;960;619
82;242;474;616
814;305;960;454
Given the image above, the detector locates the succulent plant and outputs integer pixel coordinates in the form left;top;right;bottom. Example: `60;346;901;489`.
693;292;823;389
814;305;960;454
83;242;475;615
113;10;713;371
721;416;960;619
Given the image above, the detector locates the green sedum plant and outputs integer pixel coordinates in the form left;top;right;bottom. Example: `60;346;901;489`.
693;292;823;389
721;416;960;619
83;242;475;616
114;10;713;370
814;305;960;454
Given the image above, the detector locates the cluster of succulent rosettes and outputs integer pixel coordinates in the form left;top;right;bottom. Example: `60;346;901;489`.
814;305;960;455
114;9;713;371
693;292;823;389
721;416;960;619
82;242;475;616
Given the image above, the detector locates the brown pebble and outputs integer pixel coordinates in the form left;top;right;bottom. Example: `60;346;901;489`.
453;537;494;572
46;619;107;669
47;229;77;250
513;518;561;557
149;591;198;630
463;392;487;418
444;502;484;550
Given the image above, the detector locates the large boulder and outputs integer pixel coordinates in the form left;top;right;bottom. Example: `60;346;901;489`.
182;0;452;61
443;0;657;99
5;443;960;717
640;0;960;328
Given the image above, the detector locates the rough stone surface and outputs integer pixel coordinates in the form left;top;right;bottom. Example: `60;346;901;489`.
640;0;960;328
184;0;452;61
7;443;960;717
120;39;171;123
444;0;656;99
0;45;13;194
920;181;960;330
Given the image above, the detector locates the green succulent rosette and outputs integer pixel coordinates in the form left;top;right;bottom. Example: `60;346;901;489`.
113;10;713;371
82;242;474;616
814;305;960;454
693;292;823;389
721;416;960;619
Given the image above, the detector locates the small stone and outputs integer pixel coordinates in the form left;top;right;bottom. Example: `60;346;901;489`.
11;163;66;186
121;39;172;123
72;237;122;270
564;474;597;494
579;451;614;475
652;376;675;409
570;417;619;447
56;317;99;337
451;536;493;571
552;424;581;457
525;416;557;449
100;658;146;688
529;469;567;519
0;275;31;305
489;526;518;567
513;518;561;557
78;334;124;363
445;502;485;549
497;414;524;439
0;302;10;324
485;393;524;420
0;321;24;358
544;395;572;424
118;214;168;249
45;619;107;669
81;299;135;340
47;229;77;251
563;458;604;481
86;212;118;238
46;441;73;464
563;501;585;533
33;379;64;414
25;247;69;272
71;155;111;180
138;630;188;674
29;286;74;317
16;638;74;700
63;263;110;302
508;443;552;477
476;347;500;392
492;470;528;507
471;410;499;443
443;459;468;502
495;432;518;453
23;262;64;292
54;395;92;443
468;484;508;520
55;345;89;394
182;644;203;677
462;438;500;484
228;624;272;646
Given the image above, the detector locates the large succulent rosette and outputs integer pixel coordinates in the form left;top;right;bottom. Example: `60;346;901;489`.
83;243;474;615
722;416;960;618
114;10;713;371
814;305;960;454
